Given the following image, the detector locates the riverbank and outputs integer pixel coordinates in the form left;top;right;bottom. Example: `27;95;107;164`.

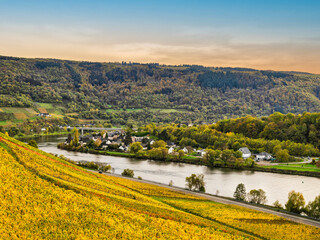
58;144;320;178
91;170;320;228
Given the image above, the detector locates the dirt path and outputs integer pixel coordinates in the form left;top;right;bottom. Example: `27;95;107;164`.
97;171;320;228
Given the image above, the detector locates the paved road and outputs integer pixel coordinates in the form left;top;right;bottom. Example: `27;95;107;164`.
98;171;320;228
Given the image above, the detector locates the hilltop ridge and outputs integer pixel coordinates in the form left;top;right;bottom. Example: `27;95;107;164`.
1;55;320;125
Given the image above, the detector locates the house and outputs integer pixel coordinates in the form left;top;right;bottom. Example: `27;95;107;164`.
135;137;145;142
255;152;272;161
196;149;206;157
168;147;175;154
37;113;51;117
182;147;188;154
79;136;91;144
239;147;251;159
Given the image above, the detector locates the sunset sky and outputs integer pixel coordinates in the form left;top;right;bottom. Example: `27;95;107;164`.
1;0;319;73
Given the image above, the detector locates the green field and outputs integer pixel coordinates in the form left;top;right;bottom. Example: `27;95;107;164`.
105;108;189;113
262;163;320;172
35;103;65;115
0;121;8;126
0;104;67;126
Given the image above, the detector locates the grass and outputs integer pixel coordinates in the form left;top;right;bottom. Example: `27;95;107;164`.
105;108;190;114
36;103;54;108
149;108;189;113
0;121;9;126
104;151;135;157
261;164;320;172
125;108;143;112
183;155;200;160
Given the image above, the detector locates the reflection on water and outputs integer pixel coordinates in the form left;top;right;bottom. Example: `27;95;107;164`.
25;135;320;205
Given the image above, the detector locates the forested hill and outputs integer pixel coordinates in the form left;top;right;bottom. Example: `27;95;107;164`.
1;55;320;124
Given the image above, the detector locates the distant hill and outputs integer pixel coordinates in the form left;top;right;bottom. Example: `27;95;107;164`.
1;55;320;125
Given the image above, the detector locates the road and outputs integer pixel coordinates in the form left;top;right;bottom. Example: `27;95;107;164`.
97;171;320;228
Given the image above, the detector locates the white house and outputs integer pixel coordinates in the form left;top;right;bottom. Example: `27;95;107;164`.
196;149;206;157
255;152;272;161
168;147;175;154
182;147;188;154
239;147;251;159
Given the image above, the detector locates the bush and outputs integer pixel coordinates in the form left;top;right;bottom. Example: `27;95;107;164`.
100;165;112;172
28;140;38;148
121;169;134;178
78;162;99;170
273;200;283;209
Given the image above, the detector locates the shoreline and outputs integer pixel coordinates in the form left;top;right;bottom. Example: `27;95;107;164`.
59;145;320;178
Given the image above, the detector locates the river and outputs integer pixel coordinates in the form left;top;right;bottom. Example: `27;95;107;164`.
31;135;320;205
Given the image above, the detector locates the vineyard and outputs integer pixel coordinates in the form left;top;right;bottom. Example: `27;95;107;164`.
0;133;319;239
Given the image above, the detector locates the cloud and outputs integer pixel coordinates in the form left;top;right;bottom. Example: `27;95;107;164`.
0;23;319;73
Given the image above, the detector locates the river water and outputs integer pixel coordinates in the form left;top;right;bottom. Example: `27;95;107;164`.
32;135;320;205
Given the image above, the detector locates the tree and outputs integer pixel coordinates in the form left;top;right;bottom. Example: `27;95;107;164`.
247;189;267;204
100;164;112;173
273;200;283;209
275;149;290;162
221;149;234;164
185;174;205;192
305;195;320;219
67;134;72;143
234;183;246;201
158;129;170;140
94;138;102;148
8;127;19;137
73;128;79;146
151;140;167;148
285;191;305;214
179;137;197;147
121;169;134;178
129;142;143;154
178;150;184;159
169;180;174;186
124;131;132;146
28;140;38;148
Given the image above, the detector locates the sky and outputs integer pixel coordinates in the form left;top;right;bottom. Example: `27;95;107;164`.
0;0;320;73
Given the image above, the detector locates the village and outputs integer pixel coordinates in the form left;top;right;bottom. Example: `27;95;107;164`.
62;129;276;163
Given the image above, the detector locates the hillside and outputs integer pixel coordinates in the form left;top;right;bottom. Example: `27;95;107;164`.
1;55;320;125
0;133;319;239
